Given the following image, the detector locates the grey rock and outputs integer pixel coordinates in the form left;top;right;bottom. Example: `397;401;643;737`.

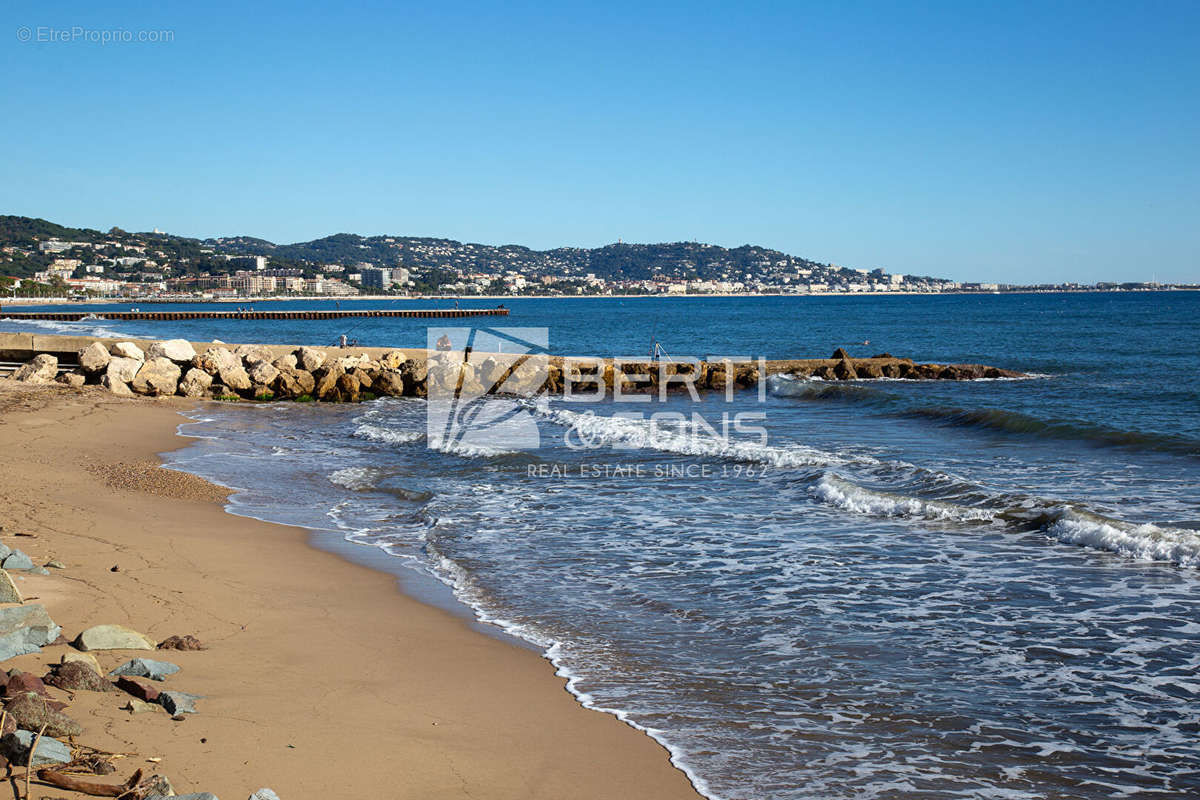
109;657;180;681
148;338;197;363
26;566;49;576
10;354;58;384
106;356;142;384
2;550;34;571
132;357;182;396
73;623;156;651
110;341;146;361
78;341;112;373
250;790;282;800
0;604;59;660
158;690;203;715
0;730;72;766
0;569;22;603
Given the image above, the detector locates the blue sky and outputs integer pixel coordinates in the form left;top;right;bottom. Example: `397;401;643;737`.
1;0;1197;284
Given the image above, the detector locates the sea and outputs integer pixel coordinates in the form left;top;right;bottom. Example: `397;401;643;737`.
4;293;1199;799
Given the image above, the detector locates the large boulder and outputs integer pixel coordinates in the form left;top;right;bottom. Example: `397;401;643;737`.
295;346;326;372
106;356;142;384
131;357;182;396
273;367;315;399
110;341;145;361
10;354;57;384
178;368;214;398
313;367;344;401
235;344;273;364
336;372;362;402
73;623;156;651
0;605;61;661
148;338;197;364
247;361;280;387
4;692;84;737
193;347;239;376
831;347;850;360
373;371;406;397
101;375;135;397
272;353;298;371
334;354;369;371
78;342;111;373
218;363;253;393
379;350;408;370
833;358;856;380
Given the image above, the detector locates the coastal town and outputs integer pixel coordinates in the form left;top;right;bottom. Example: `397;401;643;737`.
1;216;1193;301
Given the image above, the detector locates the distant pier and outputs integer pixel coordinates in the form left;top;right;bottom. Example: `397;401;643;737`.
0;307;509;322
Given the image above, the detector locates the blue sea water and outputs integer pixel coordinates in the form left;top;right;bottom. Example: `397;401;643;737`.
5;293;1199;799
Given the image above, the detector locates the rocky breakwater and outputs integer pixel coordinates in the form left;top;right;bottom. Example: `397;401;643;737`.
777;348;1026;381
7;339;1025;402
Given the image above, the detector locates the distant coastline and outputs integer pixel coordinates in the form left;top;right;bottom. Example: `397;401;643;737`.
2;287;1197;307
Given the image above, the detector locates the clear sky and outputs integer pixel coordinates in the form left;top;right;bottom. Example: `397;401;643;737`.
2;1;1197;284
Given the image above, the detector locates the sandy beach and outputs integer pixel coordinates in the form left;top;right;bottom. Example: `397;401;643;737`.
0;381;701;799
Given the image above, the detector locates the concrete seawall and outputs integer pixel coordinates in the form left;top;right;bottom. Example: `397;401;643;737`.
1;332;1025;400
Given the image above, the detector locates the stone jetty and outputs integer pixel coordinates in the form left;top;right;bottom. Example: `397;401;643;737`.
2;332;1024;402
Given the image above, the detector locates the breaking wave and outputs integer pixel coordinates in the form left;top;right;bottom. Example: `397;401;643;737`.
813;473;1200;567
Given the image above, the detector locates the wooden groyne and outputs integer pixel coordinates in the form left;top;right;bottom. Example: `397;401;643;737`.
0;307;509;322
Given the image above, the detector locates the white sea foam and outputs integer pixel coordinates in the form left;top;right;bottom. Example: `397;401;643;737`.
428;439;517;458
328;466;385;491
537;405;847;468
352;422;425;445
0;316;126;339
1046;510;1200;567
813;474;997;522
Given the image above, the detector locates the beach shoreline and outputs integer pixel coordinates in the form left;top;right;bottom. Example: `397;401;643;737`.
0;381;702;799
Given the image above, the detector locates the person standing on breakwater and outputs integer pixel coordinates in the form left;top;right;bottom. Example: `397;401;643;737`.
436;333;453;351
